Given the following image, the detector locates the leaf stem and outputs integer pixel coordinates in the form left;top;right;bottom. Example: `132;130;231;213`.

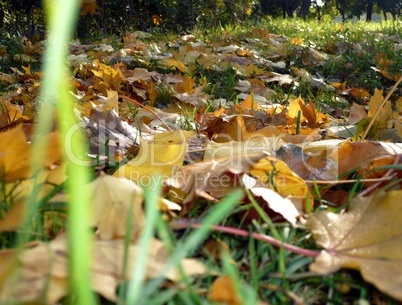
170;219;320;258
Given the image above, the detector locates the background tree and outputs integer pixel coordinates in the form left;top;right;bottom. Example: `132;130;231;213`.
365;0;376;21
283;0;302;17
259;0;284;17
298;0;312;18
333;0;348;20
0;0;42;37
377;0;402;19
1;0;401;41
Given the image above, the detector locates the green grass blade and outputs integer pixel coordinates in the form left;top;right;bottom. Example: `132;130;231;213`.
126;181;161;304
141;190;243;304
34;0;96;304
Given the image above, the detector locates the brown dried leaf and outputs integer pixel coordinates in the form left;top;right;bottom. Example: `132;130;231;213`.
306;190;402;301
0;237;205;304
88;174;145;240
167;154;265;205
334;141;402;176
347;102;367;124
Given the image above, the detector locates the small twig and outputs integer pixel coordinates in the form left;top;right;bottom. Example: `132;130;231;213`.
119;95;172;131
170;219;320;258
304;175;395;185
361;74;402;141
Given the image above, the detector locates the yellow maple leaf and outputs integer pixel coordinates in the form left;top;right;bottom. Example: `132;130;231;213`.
147;81;158;107
166;58;188;73
250;156;310;198
106;89;119;113
213;115;249;142
1;164;67;233
287;97;329;128
395;96;402;114
173;74;195;94
290;37;304;45
113;131;194;183
287;97;307;122
0;125;63;183
368;88;392;128
1;100;29;123
0;126;31;182
92;60;125;92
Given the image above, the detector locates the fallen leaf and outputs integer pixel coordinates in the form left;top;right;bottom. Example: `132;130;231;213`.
287;97;329;128
334;141;402;176
106;89;119;113
306;190;402;301
172;74;196;94
92;59;125;92
167;154;265;205
84;109;140;158
88;174;145;240
204;137;282;161
0;201;26;233
206;115;250;142
0;240;68;304
208;276;242;305
0;125;31;181
250;156;310;198
81;0;98;16
166;58;188;73
250;187;300;226
349;87;371;100
92;238;206;300
347;102;367;124
0;236;206;304
113;130;192;183
368;88;392;128
239;94;259;110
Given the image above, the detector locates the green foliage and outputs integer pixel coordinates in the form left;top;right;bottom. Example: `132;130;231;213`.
196;66;241;103
0;0;43;37
1;9;402;304
0;36;23;73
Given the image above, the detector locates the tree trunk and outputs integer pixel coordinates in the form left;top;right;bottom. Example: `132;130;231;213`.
335;0;346;22
282;0;287;18
366;2;373;21
283;0;301;18
0;6;4;28
298;0;311;19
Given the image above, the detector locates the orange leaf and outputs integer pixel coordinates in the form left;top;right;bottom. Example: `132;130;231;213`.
298;100;316;128
208;276;242;305
0;125;31;182
81;0;98;16
240;94;258;110
0;201;25;233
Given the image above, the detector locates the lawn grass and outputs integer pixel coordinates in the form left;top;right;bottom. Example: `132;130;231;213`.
0;14;401;305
